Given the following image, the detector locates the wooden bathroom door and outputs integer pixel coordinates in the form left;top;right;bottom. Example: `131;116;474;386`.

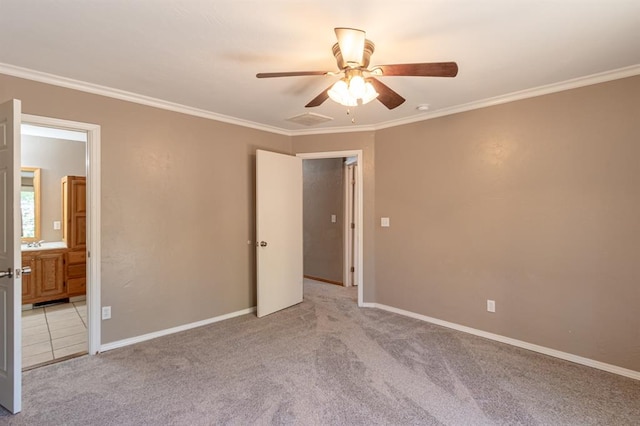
256;150;303;317
0;99;22;414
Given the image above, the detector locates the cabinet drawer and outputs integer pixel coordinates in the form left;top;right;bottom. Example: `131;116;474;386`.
67;250;86;264
67;263;86;278
67;277;86;295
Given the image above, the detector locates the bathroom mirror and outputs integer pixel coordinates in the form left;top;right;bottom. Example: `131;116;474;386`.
21;167;41;242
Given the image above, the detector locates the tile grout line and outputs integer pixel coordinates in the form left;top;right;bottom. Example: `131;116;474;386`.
23;302;89;368
43;307;55;360
74;301;88;328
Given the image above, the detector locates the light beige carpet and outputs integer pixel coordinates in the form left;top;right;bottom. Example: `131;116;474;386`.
1;279;638;425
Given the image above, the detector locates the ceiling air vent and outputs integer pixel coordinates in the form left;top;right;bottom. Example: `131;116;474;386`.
286;113;333;127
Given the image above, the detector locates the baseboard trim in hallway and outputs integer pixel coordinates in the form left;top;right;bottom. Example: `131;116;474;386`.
303;275;343;286
368;302;640;381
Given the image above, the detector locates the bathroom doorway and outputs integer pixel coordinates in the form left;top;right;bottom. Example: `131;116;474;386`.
20;124;87;369
19;114;101;369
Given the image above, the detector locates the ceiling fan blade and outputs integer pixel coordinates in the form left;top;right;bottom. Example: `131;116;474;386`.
376;62;458;77
305;84;333;107
368;78;406;110
256;71;329;78
335;27;365;65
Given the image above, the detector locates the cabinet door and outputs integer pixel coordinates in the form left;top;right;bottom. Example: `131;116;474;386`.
70;178;86;248
67;277;86;297
21;255;36;303
65;249;86;297
36;252;65;299
67;249;86;265
63;176;86;249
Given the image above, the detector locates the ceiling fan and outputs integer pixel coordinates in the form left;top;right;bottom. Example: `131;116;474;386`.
256;27;458;110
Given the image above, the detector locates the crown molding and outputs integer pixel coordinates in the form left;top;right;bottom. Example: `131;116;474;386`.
288;124;377;136
374;64;640;131
272;64;640;136
2;62;639;137
0;62;291;136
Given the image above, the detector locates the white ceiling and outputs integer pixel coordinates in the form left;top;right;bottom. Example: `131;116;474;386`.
1;1;639;134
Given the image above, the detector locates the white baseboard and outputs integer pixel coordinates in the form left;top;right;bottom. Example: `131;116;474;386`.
98;301;638;381
100;306;256;353
368;303;640;381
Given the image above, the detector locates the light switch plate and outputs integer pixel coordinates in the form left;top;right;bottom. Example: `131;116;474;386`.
102;306;111;320
331;214;337;223
381;217;390;227
53;221;61;230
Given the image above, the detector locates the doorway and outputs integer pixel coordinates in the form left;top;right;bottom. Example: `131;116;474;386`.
302;158;345;286
20;124;87;368
297;150;364;307
20;114;101;362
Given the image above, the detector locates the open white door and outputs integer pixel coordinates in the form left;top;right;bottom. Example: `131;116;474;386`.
0;99;22;413
256;150;303;318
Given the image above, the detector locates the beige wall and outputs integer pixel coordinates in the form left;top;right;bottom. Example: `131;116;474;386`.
303;158;344;283
22;135;86;242
292;132;376;302
4;71;638;373
374;75;640;372
1;73;291;344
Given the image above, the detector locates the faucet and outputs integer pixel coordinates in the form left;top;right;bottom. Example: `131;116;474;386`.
27;240;45;248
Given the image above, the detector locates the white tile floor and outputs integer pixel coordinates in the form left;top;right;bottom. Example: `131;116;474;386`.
22;300;87;370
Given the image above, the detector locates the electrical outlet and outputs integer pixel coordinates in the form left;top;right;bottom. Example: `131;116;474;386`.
381;217;390;227
331;214;337;223
487;300;496;313
53;221;61;230
102;306;112;320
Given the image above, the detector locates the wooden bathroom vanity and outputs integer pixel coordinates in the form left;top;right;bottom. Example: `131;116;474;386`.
22;176;86;305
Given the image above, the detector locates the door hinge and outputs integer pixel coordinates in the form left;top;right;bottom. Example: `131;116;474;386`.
351;223;355;229
350;267;355;273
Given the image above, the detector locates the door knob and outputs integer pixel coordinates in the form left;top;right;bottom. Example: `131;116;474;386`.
260;241;268;247
0;268;13;279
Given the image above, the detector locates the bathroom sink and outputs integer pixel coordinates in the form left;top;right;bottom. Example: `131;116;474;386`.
21;241;68;251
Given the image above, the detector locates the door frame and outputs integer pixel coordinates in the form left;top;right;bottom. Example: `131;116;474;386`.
21;114;101;355
297;150;364;307
343;160;358;287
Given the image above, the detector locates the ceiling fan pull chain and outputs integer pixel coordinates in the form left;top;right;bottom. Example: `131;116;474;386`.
346;108;357;124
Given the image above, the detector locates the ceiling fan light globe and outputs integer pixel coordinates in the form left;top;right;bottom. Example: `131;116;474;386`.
328;79;358;107
348;75;366;99
361;82;379;105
